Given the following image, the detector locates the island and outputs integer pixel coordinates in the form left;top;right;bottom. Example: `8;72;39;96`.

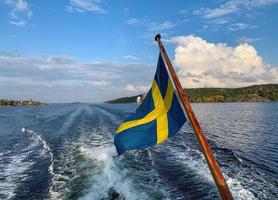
0;99;47;107
106;84;278;104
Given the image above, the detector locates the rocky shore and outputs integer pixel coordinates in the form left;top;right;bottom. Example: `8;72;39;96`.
0;99;47;107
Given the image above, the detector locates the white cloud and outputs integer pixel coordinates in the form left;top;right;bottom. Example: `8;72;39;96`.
66;0;106;14
0;51;154;102
126;18;176;41
125;84;149;93
4;0;32;26
211;18;230;25
148;21;175;32
0;76;41;86
194;1;238;19
195;1;278;32
195;0;278;19
170;35;278;88
91;80;110;87
125;84;135;91
123;55;139;61
245;0;278;7
236;36;262;44
126;18;176;34
200;19;257;33
228;23;256;31
126;18;143;26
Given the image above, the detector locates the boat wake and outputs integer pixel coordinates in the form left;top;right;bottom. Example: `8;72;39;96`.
49;130;146;200
0;128;54;199
95;106;122;125
21;128;54;175
147;128;262;200
79;145;145;200
0;147;34;199
1;103;276;199
21;128;56;200
172;145;256;199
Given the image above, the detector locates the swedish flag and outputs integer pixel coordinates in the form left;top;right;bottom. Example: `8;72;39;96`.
114;53;187;155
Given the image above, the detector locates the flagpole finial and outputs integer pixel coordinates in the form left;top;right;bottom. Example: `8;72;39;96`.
155;34;161;41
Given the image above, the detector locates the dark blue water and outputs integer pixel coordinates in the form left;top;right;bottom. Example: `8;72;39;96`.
0;103;277;200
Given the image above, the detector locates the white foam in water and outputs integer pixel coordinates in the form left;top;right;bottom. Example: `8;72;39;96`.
226;178;256;200
0;135;37;199
19;128;56;199
171;146;214;184
0;154;34;199
56;107;84;134
49;140;78;200
79;145;147;200
171;144;256;200
49;129;147;200
37;134;54;174
21;128;54;175
0;128;50;198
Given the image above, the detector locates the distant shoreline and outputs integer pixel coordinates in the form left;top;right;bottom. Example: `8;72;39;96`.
0;99;47;107
106;84;278;104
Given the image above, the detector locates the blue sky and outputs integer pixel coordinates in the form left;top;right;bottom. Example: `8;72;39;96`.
0;0;278;103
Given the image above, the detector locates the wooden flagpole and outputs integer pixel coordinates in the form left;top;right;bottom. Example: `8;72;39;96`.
155;34;233;200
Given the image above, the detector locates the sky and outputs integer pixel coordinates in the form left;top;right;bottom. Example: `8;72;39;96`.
0;0;278;103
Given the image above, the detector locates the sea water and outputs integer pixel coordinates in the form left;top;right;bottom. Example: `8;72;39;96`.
0;102;277;200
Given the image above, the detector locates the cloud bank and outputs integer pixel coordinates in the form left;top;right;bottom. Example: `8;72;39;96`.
170;35;278;88
1;35;277;102
4;0;32;26
0;52;153;102
125;84;148;93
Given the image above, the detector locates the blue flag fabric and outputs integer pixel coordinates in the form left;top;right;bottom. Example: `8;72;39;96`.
114;53;187;155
